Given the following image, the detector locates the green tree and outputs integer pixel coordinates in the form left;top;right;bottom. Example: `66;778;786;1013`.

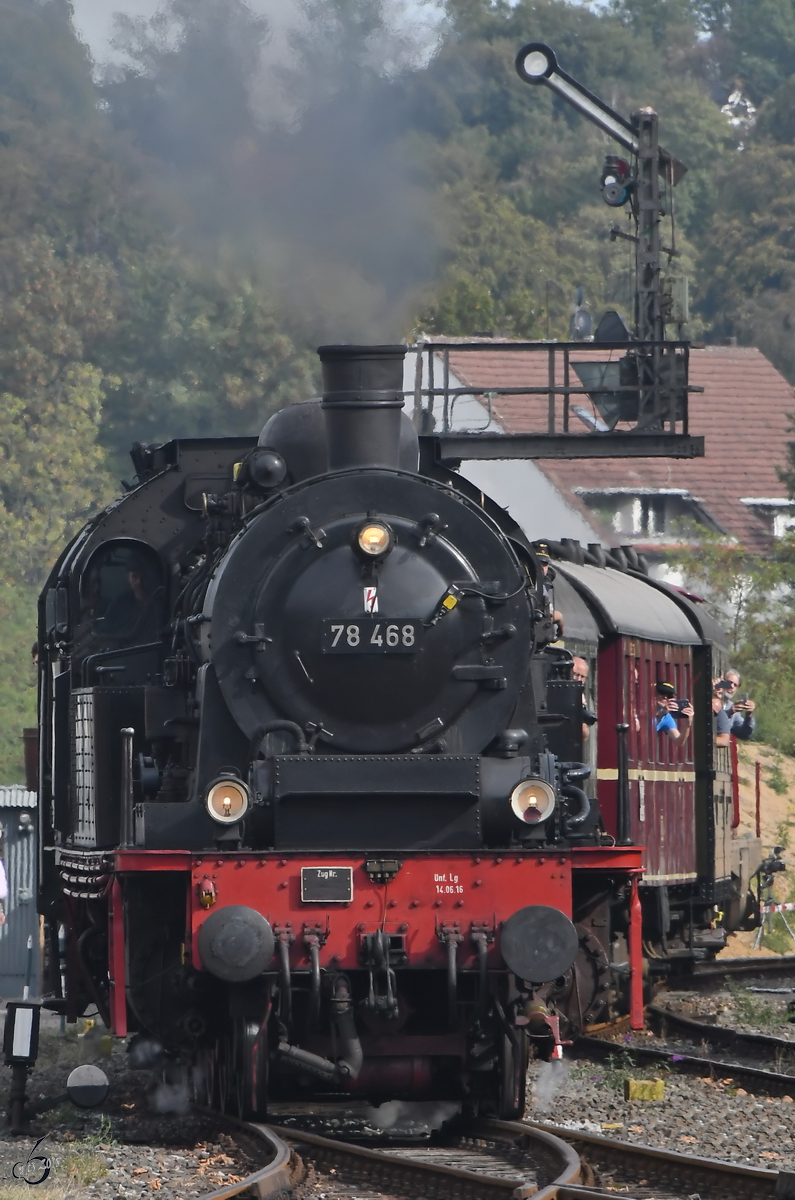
705;0;795;104
97;252;316;458
697;142;795;379
669;534;795;753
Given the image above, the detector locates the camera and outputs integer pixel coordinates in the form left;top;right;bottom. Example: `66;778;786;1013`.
715;680;734;692
674;698;690;714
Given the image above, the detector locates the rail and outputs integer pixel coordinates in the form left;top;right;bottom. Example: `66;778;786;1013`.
193;1115;293;1199
526;1119;784;1199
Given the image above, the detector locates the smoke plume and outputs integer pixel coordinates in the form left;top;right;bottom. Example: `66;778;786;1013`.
99;0;445;342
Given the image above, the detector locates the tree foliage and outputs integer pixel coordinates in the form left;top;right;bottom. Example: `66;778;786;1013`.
669;534;795;755
6;0;795;778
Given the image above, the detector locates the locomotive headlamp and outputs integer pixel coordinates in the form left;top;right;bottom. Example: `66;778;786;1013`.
206;777;250;825
510;779;556;824
356;522;393;558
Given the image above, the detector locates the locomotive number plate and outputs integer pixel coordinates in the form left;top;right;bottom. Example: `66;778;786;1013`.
321;619;421;654
301;866;353;903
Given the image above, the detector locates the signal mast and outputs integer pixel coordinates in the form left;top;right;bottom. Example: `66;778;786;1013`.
412;43;703;464
515;43;687;346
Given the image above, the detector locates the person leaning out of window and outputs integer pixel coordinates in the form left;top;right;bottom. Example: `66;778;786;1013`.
654;681;694;745
712;686;733;748
714;669;756;742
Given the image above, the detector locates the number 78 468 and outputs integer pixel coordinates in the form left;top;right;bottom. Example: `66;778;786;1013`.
321;618;421;654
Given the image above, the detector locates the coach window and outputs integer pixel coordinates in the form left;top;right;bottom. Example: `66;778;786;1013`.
81;542;165;644
640;656;651;765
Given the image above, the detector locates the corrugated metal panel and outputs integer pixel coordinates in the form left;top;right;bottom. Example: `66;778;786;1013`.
0;787;37;809
0;808;40;998
556;562;700;645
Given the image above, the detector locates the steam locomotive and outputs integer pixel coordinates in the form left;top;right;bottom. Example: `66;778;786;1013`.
37;343;761;1119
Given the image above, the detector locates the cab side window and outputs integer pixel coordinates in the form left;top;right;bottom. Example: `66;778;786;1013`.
81;543;165;644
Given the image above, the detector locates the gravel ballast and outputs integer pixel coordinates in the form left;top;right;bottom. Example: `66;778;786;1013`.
528;1052;795;1170
0;1013;256;1198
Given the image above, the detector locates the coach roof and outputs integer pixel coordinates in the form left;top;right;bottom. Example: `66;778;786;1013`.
555;562;701;644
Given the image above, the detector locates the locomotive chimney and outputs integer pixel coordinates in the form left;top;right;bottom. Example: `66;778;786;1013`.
319;344;406;471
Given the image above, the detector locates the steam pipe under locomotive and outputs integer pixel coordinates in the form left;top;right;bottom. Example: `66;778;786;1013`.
40;343;647;1118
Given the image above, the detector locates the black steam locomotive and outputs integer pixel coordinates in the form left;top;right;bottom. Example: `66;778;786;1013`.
38;344;648;1118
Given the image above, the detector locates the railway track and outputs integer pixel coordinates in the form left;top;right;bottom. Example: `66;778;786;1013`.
576;1001;795;1097
272;1118;582;1199
684;954;795;984
577;1030;795;1098
526;1119;788;1199
195;1110;795;1200
646;1002;795;1054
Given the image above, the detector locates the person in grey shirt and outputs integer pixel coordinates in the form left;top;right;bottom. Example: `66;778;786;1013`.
723;669;756;741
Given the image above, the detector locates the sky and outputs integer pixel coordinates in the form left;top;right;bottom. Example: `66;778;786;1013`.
69;0;445;67
70;0;163;61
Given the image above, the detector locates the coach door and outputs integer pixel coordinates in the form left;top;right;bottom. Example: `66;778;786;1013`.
623;641;697;884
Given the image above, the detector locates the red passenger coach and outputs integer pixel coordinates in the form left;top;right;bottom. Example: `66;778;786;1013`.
549;551;761;965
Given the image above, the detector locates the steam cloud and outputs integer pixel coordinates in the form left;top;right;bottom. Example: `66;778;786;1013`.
364;1099;461;1132
96;0;445;343
149;1076;192;1115
127;1036;167;1070
532;1059;569;1112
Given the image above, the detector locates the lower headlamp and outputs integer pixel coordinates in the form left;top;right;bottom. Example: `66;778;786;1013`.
206;777;250;824
510;778;556;824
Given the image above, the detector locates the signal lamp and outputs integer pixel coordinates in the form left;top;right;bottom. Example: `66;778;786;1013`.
206;777;250;825
356;521;393;559
600;155;631;207
515;43;556;83
510;778;556;824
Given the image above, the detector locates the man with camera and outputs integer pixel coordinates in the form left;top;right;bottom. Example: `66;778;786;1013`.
715;670;756;741
654;680;694;744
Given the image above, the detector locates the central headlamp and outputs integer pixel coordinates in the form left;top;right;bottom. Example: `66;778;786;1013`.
206;777;250;825
510;779;556;825
356;522;393;558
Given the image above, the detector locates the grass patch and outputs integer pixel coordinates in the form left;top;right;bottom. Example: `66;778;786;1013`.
765;755;789;795
776;821;791;851
82;1114;116;1147
572;1051;665;1092
59;1147;107;1188
726;981;783;1026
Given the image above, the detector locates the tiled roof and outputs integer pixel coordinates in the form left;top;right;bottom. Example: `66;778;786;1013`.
444;345;795;552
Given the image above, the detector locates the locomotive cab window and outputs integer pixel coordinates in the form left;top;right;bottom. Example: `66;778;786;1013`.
80;542;165;644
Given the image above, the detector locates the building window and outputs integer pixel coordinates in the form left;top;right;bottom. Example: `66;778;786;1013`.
577;489;720;541
739;498;795;539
